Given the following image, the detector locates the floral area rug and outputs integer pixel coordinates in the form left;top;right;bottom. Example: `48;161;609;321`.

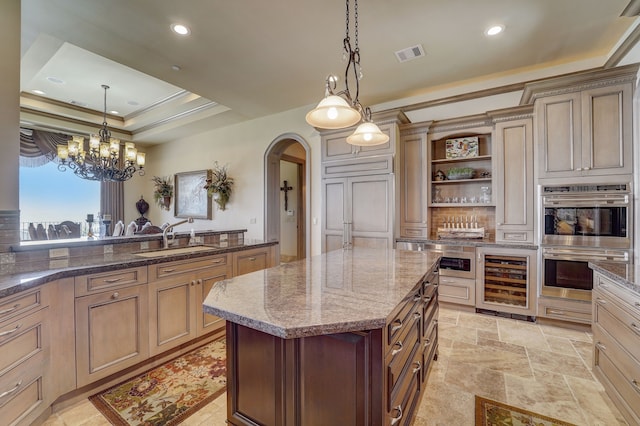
475;395;577;426
89;339;226;425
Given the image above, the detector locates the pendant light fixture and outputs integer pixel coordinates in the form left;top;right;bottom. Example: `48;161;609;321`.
56;85;146;181
305;0;389;146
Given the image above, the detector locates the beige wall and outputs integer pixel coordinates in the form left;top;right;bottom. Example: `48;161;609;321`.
125;105;323;255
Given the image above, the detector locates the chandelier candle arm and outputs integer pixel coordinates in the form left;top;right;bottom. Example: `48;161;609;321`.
55;84;145;181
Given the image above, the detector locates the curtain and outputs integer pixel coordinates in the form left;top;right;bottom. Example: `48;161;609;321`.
101;181;125;230
19;128;70;167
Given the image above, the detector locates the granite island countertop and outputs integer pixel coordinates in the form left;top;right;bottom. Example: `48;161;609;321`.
589;261;640;296
202;247;440;339
0;240;277;299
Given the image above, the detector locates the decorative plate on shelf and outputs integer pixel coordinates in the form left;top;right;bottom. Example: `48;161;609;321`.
445;137;479;159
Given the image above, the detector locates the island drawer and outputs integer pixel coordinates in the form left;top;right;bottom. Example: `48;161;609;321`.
386;287;421;347
0;286;49;325
593;292;640;365
388;349;422;426
386;310;421;409
150;255;229;279
75;266;148;296
421;317;438;384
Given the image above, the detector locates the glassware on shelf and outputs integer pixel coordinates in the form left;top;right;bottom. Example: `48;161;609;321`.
433;187;443;203
480;186;491;203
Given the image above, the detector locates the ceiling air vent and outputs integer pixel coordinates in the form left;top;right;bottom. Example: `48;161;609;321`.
394;44;425;63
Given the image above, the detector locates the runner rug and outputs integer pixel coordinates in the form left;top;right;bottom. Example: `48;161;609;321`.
89;339;226;426
475;395;577;426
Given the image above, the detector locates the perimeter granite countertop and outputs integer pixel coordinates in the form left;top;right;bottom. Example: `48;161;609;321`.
589;261;640;296
0;241;277;299
203;247;440;339
395;237;538;250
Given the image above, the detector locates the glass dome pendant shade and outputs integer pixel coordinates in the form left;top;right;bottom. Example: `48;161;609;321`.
305;93;361;129
346;120;389;146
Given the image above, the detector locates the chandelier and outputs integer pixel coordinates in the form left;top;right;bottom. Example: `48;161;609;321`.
56;85;146;181
305;0;389;146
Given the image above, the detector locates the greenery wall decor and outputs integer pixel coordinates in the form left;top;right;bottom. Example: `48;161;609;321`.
204;162;234;210
152;176;174;210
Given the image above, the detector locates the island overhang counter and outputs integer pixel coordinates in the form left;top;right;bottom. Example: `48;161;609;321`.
203;247;440;426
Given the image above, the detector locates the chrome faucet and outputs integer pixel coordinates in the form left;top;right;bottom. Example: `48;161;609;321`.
162;217;194;249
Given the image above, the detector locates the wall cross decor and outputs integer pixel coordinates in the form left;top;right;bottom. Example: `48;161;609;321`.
280;180;293;210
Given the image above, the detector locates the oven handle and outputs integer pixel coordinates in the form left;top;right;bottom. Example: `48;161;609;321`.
543;251;628;262
543;195;629;205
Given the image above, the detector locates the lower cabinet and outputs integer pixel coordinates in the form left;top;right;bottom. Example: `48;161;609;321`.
592;272;640;425
75;282;150;387
233;246;274;276
437;276;475;307
148;254;231;356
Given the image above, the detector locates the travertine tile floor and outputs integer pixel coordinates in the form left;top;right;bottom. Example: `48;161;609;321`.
43;307;627;425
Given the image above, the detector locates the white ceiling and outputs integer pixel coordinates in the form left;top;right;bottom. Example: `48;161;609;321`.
20;0;640;144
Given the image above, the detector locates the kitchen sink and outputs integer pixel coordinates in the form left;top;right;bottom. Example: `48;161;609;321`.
133;245;216;257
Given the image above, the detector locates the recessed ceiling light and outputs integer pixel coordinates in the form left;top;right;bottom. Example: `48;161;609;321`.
109;110;119;115
47;76;65;84
32;89;46;95
171;64;182;71
171;23;191;35
485;25;504;36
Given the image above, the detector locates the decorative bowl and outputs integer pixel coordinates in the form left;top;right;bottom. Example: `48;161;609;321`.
447;168;474;180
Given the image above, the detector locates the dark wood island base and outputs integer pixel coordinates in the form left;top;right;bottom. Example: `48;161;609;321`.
223;262;439;426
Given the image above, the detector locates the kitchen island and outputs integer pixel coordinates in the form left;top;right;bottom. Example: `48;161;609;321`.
203;247;440;426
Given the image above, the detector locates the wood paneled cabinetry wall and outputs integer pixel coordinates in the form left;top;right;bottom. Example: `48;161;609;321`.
592;272;640;425
320;114;406;252
399;124;429;238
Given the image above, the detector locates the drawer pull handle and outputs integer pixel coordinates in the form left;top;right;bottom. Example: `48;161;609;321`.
161;268;177;273
104;278;122;283
631;379;640;394
191;280;196;286
249;257;257;261
595;342;606;352
0;304;20;315
413;294;421;302
631;323;640;336
548;309;566;316
635;302;640;309
392;341;403;356
423;295;432;303
414;312;421;321
596;298;607;305
424;338;431;348
111;292;120;300
391;319;403;333
390;405;403;425
0;381;22;399
212;259;224;264
412;361;422;374
0;323;22;337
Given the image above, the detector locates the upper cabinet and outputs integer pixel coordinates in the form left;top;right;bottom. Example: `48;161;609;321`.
524;64;637;179
321;125;395;162
491;108;534;243
399;123;429;238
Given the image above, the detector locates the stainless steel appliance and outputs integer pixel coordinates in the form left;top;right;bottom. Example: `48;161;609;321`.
540;183;632;303
542;183;631;249
396;242;475;279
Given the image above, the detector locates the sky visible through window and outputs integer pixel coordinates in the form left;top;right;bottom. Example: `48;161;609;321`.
19;161;100;225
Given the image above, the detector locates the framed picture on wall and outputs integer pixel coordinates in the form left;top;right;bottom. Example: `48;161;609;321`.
174;169;212;219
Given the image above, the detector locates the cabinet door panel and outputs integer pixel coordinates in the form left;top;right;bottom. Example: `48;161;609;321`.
536;93;581;177
197;267;232;334
351;179;391;233
75;285;149;387
151;280;193;353
400;134;427;230
324;179;346;231
582;84;632;175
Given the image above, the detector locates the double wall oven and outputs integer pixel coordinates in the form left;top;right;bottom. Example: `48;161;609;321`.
541;183;632;302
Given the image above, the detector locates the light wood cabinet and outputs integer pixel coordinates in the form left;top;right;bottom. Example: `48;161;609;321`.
75;283;149;387
438;276;476;307
0;286;51;426
321;124;396;162
476;247;537;317
494;115;534;243
148;254;231;356
399;127;429;238
535;81;633;179
592;272;640;425
322;174;394;252
232;246;274;276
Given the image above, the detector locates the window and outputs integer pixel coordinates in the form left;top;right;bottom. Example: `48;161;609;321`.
19;162;100;240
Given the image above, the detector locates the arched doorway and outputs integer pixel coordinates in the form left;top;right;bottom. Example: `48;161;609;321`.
264;134;311;262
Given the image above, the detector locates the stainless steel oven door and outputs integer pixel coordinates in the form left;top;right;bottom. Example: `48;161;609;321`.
541;246;629;302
